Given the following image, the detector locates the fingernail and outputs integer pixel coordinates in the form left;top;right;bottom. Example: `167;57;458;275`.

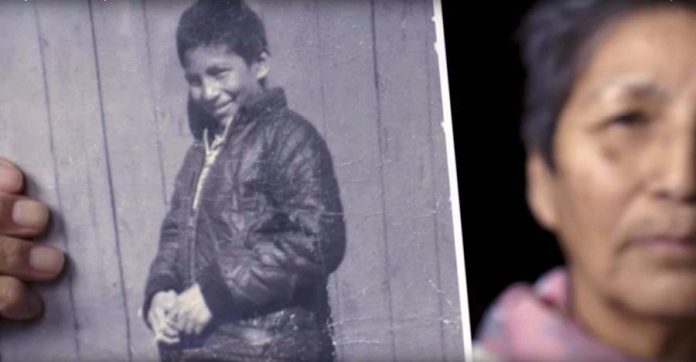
0;162;21;191
29;246;64;274
12;200;49;228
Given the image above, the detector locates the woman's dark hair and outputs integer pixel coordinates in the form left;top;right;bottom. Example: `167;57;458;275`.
176;0;269;67
518;0;696;169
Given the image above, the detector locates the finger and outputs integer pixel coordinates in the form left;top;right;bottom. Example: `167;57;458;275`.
0;235;64;281
184;316;195;335
161;322;179;339
157;333;180;345
164;312;178;328
0;276;42;320
149;306;165;332
176;308;194;335
167;299;181;321
0;194;50;237
0;159;24;194
175;319;188;334
154;306;169;330
173;310;187;331
155;325;180;345
193;317;204;335
162;295;177;311
161;313;179;337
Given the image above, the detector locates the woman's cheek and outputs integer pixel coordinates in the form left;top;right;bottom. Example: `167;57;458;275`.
557;143;631;259
586;148;635;230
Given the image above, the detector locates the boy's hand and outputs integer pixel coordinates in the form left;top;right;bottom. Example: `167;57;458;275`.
0;158;64;320
148;290;180;345
173;283;212;336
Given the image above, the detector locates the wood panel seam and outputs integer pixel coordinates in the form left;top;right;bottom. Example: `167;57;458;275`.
86;1;133;360
31;2;81;357
370;1;397;360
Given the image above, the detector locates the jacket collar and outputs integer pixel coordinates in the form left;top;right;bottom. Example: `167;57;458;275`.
236;87;287;124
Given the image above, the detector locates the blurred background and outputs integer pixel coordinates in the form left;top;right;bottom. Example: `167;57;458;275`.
443;0;564;335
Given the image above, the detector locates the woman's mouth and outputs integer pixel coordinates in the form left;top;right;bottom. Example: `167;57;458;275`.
631;236;696;259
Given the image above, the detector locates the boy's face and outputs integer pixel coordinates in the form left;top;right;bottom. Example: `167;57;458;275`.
183;45;268;125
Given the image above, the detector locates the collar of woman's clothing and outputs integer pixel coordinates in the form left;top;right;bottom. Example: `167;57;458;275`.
474;267;652;362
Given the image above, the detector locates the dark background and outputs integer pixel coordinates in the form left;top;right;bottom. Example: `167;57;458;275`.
441;0;565;334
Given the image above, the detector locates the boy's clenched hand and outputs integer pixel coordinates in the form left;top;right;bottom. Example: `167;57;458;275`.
172;283;212;336
148;290;180;345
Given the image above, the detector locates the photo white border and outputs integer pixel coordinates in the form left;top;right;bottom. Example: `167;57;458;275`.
433;1;473;360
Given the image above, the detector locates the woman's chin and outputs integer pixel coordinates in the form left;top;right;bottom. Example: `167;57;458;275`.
613;270;696;319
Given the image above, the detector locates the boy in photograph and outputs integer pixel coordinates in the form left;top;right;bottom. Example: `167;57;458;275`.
141;1;346;360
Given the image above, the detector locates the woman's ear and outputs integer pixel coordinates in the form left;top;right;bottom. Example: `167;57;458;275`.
254;52;270;80
526;151;558;231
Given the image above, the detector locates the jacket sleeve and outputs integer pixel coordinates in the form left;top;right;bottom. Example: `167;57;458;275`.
195;121;346;318
141;148;196;325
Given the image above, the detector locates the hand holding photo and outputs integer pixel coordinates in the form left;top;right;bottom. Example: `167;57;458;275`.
0;0;468;361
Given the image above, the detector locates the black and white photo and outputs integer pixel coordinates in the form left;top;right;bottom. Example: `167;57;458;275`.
0;0;468;361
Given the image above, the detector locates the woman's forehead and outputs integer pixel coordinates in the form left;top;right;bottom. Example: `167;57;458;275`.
574;7;696;100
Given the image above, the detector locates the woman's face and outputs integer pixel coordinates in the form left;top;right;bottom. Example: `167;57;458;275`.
529;7;696;318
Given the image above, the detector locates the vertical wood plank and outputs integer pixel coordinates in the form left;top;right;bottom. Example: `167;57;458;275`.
426;2;465;359
89;0;166;359
373;0;446;359
32;0;131;360
142;0;196;205
262;0;325;134
315;1;395;360
0;1;78;360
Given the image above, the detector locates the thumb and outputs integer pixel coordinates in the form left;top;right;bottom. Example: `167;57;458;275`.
164;293;180;309
149;305;165;331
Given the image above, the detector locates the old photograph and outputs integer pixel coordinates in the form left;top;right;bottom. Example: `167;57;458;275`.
0;0;467;361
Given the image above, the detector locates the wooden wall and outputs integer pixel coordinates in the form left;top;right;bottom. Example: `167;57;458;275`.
0;0;464;360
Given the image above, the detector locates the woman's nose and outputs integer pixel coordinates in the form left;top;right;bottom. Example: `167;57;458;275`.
653;130;696;203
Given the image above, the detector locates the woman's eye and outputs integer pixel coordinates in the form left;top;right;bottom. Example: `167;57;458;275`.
610;111;648;126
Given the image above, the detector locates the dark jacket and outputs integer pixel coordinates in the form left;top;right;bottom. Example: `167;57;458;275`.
143;88;346;361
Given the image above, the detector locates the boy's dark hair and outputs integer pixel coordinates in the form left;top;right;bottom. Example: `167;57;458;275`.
518;0;696;169
176;0;269;67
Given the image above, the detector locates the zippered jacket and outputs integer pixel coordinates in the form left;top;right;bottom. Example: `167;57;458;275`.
143;88;346;361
